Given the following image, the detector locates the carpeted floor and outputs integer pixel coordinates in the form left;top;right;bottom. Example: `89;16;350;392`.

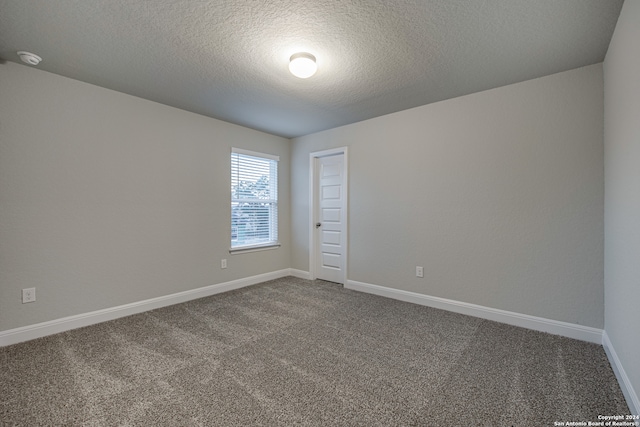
0;277;630;426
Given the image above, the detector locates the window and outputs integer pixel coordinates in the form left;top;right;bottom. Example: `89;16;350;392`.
231;148;279;251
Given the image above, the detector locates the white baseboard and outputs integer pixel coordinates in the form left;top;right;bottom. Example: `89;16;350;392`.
603;331;640;415
289;269;311;280
345;280;603;344
0;269;293;347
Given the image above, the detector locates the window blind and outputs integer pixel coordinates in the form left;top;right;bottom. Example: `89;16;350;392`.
231;148;279;250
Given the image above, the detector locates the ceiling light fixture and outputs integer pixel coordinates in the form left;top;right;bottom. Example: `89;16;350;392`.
17;51;42;66
289;52;317;79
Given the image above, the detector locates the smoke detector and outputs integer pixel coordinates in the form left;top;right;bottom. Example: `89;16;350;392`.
17;51;42;66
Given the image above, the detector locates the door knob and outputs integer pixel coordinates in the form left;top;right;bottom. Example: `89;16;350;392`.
315;222;322;228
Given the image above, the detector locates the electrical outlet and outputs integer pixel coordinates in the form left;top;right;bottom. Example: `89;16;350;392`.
22;288;36;304
221;259;227;269
416;266;424;278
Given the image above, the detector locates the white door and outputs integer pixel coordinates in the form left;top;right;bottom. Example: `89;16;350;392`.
314;153;346;283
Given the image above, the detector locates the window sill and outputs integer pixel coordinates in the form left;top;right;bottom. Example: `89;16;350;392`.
229;243;281;254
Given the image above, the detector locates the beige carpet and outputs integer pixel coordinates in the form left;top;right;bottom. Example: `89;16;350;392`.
0;276;630;426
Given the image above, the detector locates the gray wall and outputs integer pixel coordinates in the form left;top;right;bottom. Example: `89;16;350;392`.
292;64;604;328
0;62;291;332
604;0;640;411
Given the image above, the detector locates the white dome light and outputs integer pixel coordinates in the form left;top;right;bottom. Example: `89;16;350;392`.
289;52;317;79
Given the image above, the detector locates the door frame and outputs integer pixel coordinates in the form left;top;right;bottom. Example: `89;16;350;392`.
309;147;349;283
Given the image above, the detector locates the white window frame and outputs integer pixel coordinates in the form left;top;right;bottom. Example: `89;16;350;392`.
230;148;280;253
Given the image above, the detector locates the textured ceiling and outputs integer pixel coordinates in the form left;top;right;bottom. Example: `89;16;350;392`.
0;0;624;138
